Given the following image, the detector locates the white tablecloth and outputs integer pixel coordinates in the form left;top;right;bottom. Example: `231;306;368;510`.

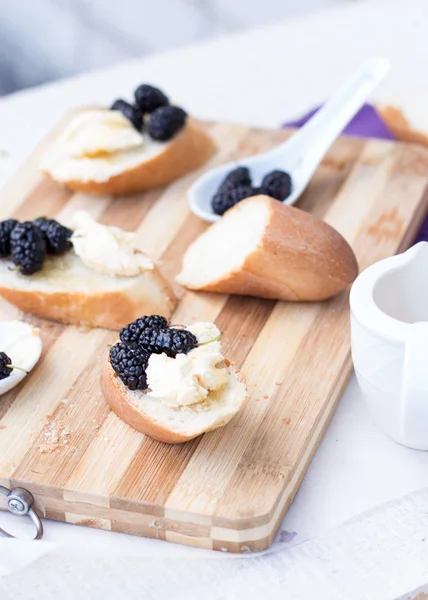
1;0;428;596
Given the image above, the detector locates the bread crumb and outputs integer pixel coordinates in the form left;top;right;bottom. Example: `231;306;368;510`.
274;381;281;386
38;443;59;454
38;421;73;453
263;395;269;399
283;417;291;425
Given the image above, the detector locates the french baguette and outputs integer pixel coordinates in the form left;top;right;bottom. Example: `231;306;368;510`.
177;195;358;302
43;117;216;196
377;105;428;149
101;361;247;444
0;252;176;329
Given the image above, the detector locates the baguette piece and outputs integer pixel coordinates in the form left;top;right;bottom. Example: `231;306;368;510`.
42;116;216;196
177;195;358;302
0;252;176;330
377;105;428;149
101;361;247;444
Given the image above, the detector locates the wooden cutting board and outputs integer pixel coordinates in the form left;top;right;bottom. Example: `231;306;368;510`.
0;118;428;553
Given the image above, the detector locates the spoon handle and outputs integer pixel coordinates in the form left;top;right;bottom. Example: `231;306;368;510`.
272;57;391;173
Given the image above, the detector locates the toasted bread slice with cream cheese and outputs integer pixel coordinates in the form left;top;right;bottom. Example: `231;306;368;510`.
0;252;176;330
42;111;216;196
101;360;247;444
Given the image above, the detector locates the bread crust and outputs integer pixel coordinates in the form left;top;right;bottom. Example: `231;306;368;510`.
0;268;176;330
50;119;216;196
101;362;246;444
378;105;428;149
178;195;359;302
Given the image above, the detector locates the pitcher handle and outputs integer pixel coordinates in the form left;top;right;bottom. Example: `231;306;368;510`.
401;323;428;450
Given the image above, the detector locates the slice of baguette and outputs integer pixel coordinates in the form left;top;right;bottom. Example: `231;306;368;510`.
177;195;358;302
377;105;428;149
43;118;216;196
0;252;176;330
101;361;247;444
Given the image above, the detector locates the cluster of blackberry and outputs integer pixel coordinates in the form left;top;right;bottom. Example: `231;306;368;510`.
0;217;73;275
111;84;187;142
211;167;292;216
110;315;198;391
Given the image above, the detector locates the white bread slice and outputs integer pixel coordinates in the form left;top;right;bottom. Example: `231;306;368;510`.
177;195;359;302
101;361;247;444
0;252;176;330
43;117;216;196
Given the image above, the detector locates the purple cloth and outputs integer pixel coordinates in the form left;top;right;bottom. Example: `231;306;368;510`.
285;103;395;140
284;103;428;242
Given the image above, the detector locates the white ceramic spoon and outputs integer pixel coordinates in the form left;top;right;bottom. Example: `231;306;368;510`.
189;57;391;223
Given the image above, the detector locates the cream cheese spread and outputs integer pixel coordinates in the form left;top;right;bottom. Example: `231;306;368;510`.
71;211;154;277
146;322;230;407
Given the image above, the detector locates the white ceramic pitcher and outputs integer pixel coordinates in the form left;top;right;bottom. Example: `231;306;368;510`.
350;242;428;450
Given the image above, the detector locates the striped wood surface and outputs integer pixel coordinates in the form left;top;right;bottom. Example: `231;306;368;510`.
0;118;428;552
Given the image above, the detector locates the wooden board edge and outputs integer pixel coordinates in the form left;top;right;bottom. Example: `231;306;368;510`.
397;182;428;252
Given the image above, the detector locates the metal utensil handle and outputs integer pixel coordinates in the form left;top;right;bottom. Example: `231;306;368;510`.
0;485;43;540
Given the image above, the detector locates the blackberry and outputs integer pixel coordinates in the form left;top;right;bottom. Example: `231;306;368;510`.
134;84;169;113
218;167;252;193
109;343;150;391
0;219;19;257
147;106;187;141
10;222;46;275
211;185;257;216
139;327;197;358
260;170;292;201
110;99;143;131
34;217;73;255
120;315;168;345
0;352;12;380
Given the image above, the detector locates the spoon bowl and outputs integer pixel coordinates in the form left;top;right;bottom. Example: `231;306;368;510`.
189;57;391;223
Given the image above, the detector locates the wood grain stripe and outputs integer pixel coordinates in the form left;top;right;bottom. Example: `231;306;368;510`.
297;135;366;219
213;294;350;523
0;328;108;475
12;177;72;221
12;333;112;486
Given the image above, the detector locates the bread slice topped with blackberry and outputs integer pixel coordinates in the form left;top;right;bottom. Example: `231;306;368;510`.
101;316;247;444
0;212;176;329
41;84;216;196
